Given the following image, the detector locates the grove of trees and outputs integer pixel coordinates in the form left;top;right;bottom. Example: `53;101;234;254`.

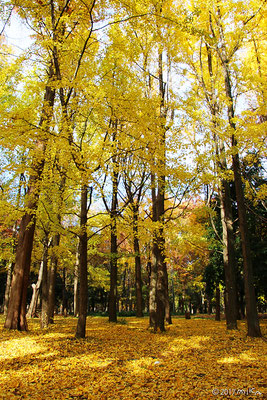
0;0;266;338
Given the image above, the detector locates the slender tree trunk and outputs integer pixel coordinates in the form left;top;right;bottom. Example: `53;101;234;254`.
74;246;79;317
48;233;59;323
48;263;56;323
219;181;238;329
215;285;221;321
208;297;212;314
171;273;175;314
125;263;131;312
165;265;172;324
40;237;50;328
149;252;157;328
108;126;119;323
3;262;13;315
76;184;88;338
155;231;166;332
62;267;68;317
237;284;245;319
4;71;55;331
133;206;143;317
232;150;261;336
27;260;44;318
109;211;118;322
154;50;168;332
151;210;167;331
149;174;157;329
121;267;127;311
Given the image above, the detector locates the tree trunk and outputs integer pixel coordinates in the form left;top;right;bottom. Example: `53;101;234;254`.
109;212;118;322
215;285;221;321
219;181;238;329
73;246;79;317
154;49;169;332
62;267;68;317
237;284;245;320
171;274;175;314
4;211;37;330
155;232;166;332
133;206;143;317
3;262;13;315
232;151;261;336
149;174;157;329
165;265;172;324
48;263;56;323
27;260;44;318
76;184;88;338
149;252;157;328
4;71;55;331
48;233;60;324
40;237;50;328
108;129;118;323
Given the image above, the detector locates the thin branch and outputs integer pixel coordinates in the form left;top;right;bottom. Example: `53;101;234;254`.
0;6;15;36
92;13;150;32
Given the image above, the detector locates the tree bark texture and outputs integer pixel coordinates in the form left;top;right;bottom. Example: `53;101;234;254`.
48;233;60;323
215;285;221;321
109;212;118;322
27;260;44;318
74;246;79;317
61;267;68;317
108;126;119;323
155;50;169;331
149;254;157;328
133;206;143;317
4;212;36;330
40;238;50;328
149;174;157;329
219;181;238;329
232;151;261;336
165;264;172;324
76;185;88;338
3;262;13;315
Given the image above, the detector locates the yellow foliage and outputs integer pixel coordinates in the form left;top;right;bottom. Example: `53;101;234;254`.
0;316;266;399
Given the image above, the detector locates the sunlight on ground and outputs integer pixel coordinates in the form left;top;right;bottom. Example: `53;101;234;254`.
0;337;47;361
0;315;266;400
218;350;259;364
168;335;210;353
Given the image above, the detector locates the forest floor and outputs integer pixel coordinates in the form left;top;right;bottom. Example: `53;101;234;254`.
0;315;266;400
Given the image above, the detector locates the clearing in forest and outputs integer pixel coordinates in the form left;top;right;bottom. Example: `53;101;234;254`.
0;316;266;400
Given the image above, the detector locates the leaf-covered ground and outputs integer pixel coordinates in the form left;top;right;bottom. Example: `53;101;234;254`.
0;316;266;400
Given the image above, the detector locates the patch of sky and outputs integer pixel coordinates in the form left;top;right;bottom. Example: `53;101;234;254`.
2;10;33;55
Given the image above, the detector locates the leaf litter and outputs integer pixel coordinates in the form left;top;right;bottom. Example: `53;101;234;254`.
0;316;266;399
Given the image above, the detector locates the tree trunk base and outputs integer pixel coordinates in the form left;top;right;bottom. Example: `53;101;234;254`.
4;312;28;331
